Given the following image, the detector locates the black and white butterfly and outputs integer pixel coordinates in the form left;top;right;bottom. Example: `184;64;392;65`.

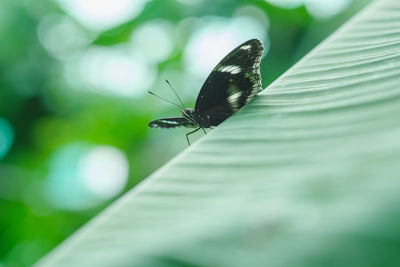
149;39;264;145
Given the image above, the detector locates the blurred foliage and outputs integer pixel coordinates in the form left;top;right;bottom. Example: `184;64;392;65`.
0;0;370;266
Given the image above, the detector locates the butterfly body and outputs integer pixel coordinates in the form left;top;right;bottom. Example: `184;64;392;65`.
149;39;264;145
181;108;212;128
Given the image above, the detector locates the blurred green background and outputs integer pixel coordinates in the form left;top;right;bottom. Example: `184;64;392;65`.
0;0;371;266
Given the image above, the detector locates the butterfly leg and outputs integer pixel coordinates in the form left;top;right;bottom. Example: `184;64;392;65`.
186;127;200;146
202;128;207;134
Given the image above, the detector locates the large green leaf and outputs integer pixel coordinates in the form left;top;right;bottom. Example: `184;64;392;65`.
36;1;400;266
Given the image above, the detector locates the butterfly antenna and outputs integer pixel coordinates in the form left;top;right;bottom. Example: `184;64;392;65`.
148;91;181;109
165;80;185;109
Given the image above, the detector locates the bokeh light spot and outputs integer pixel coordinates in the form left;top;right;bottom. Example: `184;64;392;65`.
46;143;128;210
130;20;174;64
0;118;14;160
305;0;351;19
234;5;270;30
265;0;350;18
56;0;149;32
37;14;93;60
46;142;91;210
78;146;129;198
64;46;156;96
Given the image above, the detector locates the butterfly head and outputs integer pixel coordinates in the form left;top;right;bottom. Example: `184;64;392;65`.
181;108;195;117
181;108;199;125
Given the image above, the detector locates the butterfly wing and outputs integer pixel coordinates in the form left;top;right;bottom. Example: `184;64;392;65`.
194;39;263;126
149;117;197;129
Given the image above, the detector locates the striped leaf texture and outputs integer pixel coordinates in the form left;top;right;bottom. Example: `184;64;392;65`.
36;0;400;266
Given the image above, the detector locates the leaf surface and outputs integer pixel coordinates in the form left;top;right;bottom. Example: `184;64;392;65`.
36;1;400;266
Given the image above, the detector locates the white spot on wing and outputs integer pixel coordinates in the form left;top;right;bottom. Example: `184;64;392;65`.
240;45;251;50
161;120;178;125
227;91;242;110
217;65;241;74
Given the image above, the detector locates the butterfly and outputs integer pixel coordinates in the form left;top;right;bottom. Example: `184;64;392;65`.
149;39;264;145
